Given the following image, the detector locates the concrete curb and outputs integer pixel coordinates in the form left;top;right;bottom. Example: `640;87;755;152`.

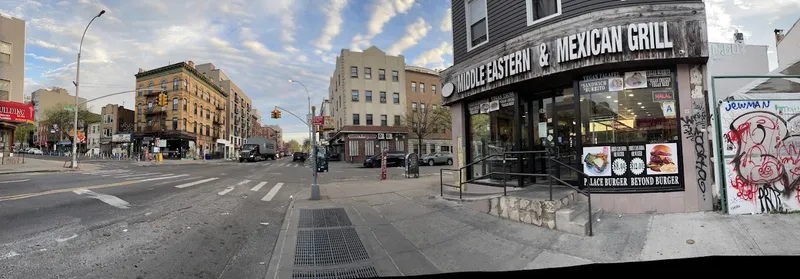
0;169;75;175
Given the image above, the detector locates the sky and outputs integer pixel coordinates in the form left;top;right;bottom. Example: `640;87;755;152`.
2;0;798;143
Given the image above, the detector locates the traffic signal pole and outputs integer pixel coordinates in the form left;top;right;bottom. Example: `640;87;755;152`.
271;105;319;200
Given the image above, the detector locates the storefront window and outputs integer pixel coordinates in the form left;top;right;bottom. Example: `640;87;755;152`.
468;92;517;180
578;69;682;191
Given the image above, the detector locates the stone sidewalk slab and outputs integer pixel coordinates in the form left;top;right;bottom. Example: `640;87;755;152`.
269;175;800;277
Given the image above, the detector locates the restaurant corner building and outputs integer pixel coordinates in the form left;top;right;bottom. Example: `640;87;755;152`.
440;0;713;213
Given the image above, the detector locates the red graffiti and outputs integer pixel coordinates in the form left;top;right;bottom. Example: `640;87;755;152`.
729;111;800;211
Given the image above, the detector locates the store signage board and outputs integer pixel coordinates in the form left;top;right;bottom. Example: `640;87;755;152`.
453;21;675;95
0;101;34;124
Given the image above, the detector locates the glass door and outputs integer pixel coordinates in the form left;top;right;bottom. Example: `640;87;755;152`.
546;88;580;182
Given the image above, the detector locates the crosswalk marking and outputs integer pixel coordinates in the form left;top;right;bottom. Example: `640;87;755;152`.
250;182;267;191
175;177;219;188
218;186;235;196
237;180;251;185
128;173;173;180
261;183;284;201
140;174;189;182
119;172;160;178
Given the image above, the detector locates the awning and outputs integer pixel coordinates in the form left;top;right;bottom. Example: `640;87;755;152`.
216;139;231;146
56;140;72;145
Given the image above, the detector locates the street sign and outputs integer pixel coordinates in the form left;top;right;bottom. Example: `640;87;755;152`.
313;116;324;126
63;106;74;112
306;114;312;125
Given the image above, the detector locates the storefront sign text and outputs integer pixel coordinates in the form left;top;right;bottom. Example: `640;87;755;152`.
454;48;533;93
546;21;674;65
652;90;675;102
348;134;378;139
582;142;682;190
0;101;34;124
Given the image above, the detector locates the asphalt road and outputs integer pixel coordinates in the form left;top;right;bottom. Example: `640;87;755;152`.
0;157;451;278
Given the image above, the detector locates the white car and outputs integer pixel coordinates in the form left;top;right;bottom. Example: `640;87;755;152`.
27;148;43;155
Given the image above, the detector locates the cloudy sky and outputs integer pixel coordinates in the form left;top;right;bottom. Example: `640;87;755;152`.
2;0;798;143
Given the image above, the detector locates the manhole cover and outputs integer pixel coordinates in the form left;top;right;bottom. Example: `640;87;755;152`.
292;266;379;279
294;227;369;266
298;208;352;228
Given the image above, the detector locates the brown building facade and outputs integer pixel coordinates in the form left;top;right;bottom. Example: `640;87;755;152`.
404;66;452;155
134;61;227;159
99;104;135;154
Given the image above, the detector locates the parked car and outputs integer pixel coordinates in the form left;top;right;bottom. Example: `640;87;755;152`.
363;152;407;168
328;153;341;161
419;152;453;166
293;152;307;162
27;148;43;155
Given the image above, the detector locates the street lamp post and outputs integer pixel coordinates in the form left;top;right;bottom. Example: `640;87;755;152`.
289;79;320;200
71;10;105;169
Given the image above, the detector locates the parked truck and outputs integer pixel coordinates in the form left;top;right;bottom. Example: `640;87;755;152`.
239;137;277;162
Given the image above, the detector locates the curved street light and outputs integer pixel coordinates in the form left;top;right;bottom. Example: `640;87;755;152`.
71;10;105;169
289;79;319;200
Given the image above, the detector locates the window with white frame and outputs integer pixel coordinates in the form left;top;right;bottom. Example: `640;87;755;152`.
526;0;561;26
0;41;11;64
365;140;375;156
380;140;389;153
465;0;488;50
396;140;404;152
0;79;10;100
348;140;359;156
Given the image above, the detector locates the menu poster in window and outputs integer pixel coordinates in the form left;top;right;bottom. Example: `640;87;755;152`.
608;77;624;91
646;143;679;175
582;146;611;177
579;79;608;94
624;71;648;89
583;143;682;189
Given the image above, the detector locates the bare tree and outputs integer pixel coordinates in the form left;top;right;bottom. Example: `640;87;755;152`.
401;101;451;154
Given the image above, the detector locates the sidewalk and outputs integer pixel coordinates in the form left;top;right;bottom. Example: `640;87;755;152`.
267;176;800;277
0;158;99;175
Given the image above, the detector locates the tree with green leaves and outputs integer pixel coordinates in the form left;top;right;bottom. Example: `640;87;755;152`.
402;102;451;155
287;139;302;152
42;103;101;141
14;124;36;146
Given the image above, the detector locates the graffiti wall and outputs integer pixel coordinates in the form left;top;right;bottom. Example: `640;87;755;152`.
681;65;711;203
721;100;800;214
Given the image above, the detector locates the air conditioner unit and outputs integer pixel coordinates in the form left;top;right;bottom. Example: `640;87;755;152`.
385;133;393;139
377;133;385;139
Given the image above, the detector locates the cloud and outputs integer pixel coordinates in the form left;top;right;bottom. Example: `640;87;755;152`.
387;17;431;55
350;0;416;50
411;41;452;69
27;38;73;53
440;8;451;31
284;46;300;53
705;0;747;43
314;0;349;53
263;0;296;43
243;41;283;60
26;53;63;63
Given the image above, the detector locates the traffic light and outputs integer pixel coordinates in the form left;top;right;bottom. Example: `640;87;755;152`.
271;109;281;119
157;92;168;107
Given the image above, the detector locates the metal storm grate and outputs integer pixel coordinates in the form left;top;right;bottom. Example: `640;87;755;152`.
298;208;353;228
291;266;379;279
294;228;370;266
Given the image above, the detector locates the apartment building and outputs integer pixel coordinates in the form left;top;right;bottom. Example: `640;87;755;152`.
31;87;88;124
404;66;451;155
134;61;227;159
327;47;409;162
99;104;135;154
0;14;28;155
266;125;283;148
196;63;252;158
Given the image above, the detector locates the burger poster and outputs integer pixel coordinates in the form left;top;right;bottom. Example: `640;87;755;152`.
583;142;682;189
645;143;679;175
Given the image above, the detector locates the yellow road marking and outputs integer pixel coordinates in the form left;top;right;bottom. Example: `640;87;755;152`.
0;180;143;202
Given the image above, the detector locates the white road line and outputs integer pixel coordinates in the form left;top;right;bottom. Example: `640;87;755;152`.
218;186;235;195
261;183;284;201
0;179;29;184
237;180;251;185
126;173;172;180
73;189;131;209
118;172;159;178
140;174;189;182
174;177;218;188
250;181;267;191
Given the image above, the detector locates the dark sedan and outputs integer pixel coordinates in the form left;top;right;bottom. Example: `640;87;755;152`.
293;152;307;162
